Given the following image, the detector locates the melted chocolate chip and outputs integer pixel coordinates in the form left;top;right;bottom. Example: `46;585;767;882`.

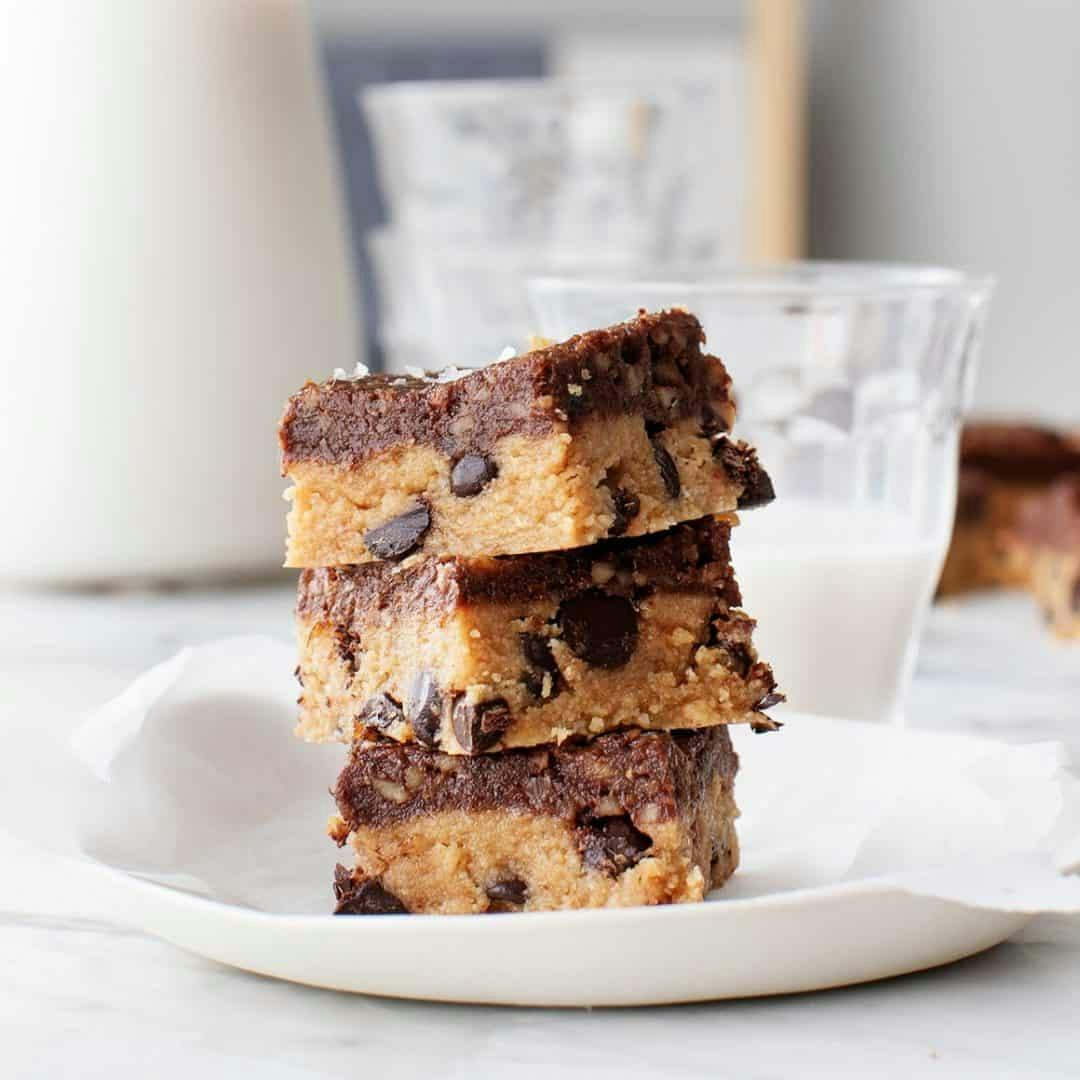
558;590;638;669
363;502;431;560
577;816;652;875
332;866;409;915
650;437;681;498
359;692;404;732
451;697;512;754
607;487;641;537
405;671;442;747
450;454;498;497
486;877;528;907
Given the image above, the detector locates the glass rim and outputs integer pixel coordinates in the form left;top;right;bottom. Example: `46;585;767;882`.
528;261;996;305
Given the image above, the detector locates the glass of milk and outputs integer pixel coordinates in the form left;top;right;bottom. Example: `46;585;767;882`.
528;265;993;722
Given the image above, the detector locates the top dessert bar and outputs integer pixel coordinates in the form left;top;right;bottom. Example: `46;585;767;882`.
280;309;773;567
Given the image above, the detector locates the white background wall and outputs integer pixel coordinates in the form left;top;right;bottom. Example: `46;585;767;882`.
808;0;1080;426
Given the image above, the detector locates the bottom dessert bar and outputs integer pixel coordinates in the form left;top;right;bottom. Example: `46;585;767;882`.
329;726;739;915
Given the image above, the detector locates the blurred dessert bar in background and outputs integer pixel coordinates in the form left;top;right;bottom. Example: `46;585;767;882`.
294;517;778;751
279;309;771;568
938;422;1080;596
329;726;740;915
1011;477;1080;640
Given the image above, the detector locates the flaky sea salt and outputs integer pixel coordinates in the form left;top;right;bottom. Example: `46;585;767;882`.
330;361;370;382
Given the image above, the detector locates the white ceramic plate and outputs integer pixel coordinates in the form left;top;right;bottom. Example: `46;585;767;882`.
89;863;1030;1007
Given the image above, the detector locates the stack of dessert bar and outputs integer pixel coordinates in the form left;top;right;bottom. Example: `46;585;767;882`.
279;309;782;915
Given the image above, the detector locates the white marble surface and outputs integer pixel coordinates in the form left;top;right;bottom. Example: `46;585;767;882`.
1;583;1078;1079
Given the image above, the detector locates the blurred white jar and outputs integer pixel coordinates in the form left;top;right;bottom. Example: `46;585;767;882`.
0;0;358;584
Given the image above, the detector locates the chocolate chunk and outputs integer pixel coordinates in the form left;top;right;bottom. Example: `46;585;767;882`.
451;697;512;754
650;437;681;498
359;692;404;732
486;877;528;907
405;671;442;747
577;816;652;875
750;716;784;734
558;590;639;669
520;632;558;672
756;689;785;710
332;866;408;915
450;454;498;497
713;437;775;509
363;502;431;560
607;487;641;537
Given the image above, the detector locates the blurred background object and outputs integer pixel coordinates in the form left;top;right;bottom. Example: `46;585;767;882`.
313;0;804;368
0;0;357;585
806;0;1080;426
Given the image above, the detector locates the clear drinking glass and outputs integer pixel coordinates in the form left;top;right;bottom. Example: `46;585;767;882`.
528;264;993;723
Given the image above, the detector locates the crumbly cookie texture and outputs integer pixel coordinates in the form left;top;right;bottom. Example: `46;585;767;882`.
1012;477;1080;640
329;726;740;914
295;518;781;753
280;309;774;566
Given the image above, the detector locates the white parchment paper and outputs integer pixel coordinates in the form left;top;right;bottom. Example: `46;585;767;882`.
3;636;1079;915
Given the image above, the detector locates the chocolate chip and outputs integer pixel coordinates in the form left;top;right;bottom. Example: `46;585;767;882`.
405;671;442;747
722;642;753;678
700;403;731;436
577;816;652;875
557;590;638;669
713;438;775;509
358;692;404;732
520;632;558;672
756;689;785;710
334;627;361;674
293;665;303;686
363;502;431;560
650;437;681;498
486;877;528;907
607;487;641;537
332;866;408;915
450;454;497;497
522;668;561;701
451;697;512;754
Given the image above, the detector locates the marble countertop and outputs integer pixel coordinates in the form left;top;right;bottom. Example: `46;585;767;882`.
2;583;1078;1079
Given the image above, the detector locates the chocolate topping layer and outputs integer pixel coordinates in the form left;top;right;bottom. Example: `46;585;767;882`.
297;517;741;627
280;309;732;468
334;726;737;830
961;422;1080;485
1015;476;1080;552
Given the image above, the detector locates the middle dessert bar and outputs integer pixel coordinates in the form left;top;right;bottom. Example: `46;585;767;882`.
296;517;780;754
